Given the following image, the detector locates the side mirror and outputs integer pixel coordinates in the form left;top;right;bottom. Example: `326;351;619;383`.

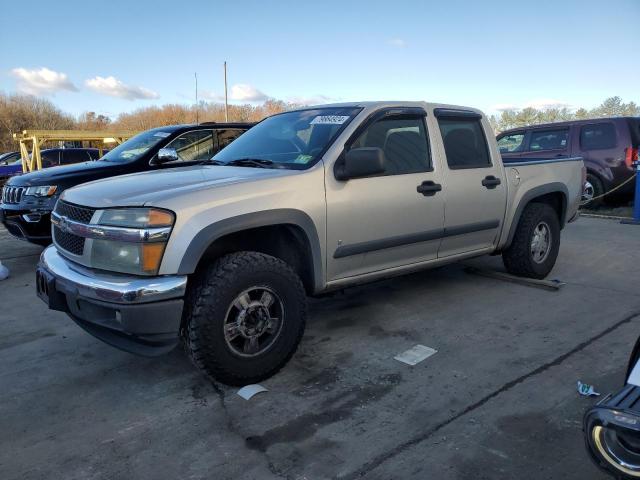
335;147;386;181
155;147;179;164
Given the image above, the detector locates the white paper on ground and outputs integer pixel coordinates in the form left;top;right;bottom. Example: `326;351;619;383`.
394;345;437;366
237;384;268;400
628;358;640;387
577;381;600;397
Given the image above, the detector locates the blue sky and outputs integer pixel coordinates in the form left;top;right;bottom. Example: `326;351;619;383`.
1;0;638;119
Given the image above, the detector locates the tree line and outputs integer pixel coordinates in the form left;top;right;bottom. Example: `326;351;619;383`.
489;96;639;133
0;90;638;152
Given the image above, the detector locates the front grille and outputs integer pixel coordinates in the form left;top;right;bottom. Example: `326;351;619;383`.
54;201;96;223
53;226;85;255
2;186;26;204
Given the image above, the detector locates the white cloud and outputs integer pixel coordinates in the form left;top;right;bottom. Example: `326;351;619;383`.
492;98;572;112
85;75;159;100
11;67;78;95
200;84;269;103
287;94;336;105
388;38;407;48
230;84;268;102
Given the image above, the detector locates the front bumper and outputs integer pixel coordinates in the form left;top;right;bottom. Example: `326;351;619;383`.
0;206;52;244
36;245;187;355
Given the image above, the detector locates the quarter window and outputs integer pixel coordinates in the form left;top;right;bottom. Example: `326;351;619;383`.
438;118;491;169
350;116;431;175
580;123;616;150
528;129;568;151
497;132;525;153
166;130;214;162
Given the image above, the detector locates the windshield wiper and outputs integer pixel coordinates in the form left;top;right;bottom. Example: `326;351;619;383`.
224;158;275;168
199;159;226;165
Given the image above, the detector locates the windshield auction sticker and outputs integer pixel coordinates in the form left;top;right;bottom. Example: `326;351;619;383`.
310;115;350;125
153;132;171;138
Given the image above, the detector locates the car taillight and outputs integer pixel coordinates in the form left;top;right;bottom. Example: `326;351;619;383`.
625;147;638;168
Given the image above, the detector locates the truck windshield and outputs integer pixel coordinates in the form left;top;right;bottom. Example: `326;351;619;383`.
101;129;173;163
213;107;362;168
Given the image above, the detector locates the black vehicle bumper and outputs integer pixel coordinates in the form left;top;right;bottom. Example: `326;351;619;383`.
584;384;640;478
0;206;52;244
36;246;187;356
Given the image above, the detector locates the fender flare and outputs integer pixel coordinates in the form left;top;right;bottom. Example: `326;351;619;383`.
176;209;324;291
504;182;569;248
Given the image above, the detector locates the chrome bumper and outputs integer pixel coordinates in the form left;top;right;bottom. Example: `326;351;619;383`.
39;245;187;304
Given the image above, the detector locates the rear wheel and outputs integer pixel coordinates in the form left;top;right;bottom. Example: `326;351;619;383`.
183;251;307;385
502;203;561;279
583;173;605;208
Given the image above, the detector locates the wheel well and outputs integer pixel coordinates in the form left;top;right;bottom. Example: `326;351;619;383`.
529;191;566;226
195;224;315;294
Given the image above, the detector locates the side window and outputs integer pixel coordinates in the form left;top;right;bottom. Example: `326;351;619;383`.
165;130;214;162
216;129;246;151
87;150;101;160
438;118;491;169
580;123;616;150
41;151;59;167
497;132;525;153
528;129;568;151
60;150;90;165
350;116;431;175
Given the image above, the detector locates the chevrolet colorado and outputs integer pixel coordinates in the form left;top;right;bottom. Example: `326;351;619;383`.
35;102;584;385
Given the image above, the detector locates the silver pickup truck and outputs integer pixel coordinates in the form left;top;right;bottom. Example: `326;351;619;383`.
36;102;584;385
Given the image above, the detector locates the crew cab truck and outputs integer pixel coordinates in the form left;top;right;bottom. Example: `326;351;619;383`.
36;102;583;385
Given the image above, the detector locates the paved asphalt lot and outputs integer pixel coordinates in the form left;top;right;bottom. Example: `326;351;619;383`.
1;217;639;480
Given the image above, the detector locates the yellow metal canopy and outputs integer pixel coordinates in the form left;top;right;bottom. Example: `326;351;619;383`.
13;129;138;172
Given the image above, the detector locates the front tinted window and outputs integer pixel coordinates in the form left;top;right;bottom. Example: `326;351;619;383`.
350;116;431;175
214;107;361;168
528;129;568;151
498;132;525;153
165;130;214;162
580;123;616;150
438;118;491;169
101;128;172;163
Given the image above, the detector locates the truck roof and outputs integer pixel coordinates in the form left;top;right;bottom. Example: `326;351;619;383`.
291;101;485;115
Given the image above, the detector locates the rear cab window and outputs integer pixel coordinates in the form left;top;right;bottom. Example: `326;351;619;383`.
580;123;617;150
437;116;491;169
527;129;569;152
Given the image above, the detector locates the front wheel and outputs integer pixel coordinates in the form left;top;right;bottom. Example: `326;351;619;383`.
502;203;561;279
183;251;307;385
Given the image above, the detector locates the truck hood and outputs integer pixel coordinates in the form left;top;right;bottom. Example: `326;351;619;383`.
62;165;300;207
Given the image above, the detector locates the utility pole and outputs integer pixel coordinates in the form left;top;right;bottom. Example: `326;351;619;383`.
194;72;199;124
224;61;229;122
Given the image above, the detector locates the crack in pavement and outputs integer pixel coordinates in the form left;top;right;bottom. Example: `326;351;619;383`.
338;310;640;479
209;380;291;480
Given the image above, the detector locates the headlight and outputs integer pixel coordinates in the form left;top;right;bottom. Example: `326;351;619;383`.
25;185;57;197
88;208;174;275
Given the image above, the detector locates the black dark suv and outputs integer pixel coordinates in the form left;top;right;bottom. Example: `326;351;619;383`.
0;123;252;244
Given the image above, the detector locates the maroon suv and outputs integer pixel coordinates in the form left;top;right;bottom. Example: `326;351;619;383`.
498;117;639;205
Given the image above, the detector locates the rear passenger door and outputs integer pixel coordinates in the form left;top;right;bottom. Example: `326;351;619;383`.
576;122;618;181
433;109;507;257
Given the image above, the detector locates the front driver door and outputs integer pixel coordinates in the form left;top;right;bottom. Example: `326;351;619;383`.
325;108;445;281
